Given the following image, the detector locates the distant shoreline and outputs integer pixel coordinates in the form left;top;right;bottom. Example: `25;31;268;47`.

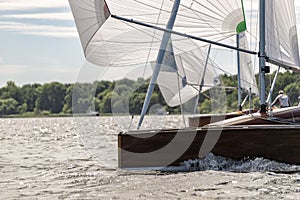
0;112;118;118
0;113;73;118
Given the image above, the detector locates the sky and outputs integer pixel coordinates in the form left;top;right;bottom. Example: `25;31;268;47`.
1;0;300;87
0;0;83;87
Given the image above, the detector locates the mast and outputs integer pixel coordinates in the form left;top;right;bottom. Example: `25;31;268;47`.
259;0;267;113
137;0;181;129
236;34;242;111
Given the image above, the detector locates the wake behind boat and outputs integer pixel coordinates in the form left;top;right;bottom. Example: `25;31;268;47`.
69;0;300;168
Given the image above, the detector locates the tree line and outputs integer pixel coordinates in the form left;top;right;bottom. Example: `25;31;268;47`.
0;71;299;117
0;78;167;117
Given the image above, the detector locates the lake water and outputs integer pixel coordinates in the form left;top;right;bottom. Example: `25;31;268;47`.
1;117;300;199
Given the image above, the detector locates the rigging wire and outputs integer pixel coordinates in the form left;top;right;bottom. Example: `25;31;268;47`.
142;0;166;78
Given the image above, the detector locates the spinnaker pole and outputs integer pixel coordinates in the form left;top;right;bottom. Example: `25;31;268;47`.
137;0;181;129
111;16;257;56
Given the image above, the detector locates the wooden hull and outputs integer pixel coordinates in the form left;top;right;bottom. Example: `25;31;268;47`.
119;107;300;168
118;125;300;168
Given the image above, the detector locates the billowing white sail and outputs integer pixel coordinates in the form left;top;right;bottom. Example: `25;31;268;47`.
239;31;259;95
69;0;249;108
69;0;110;54
69;0;246;68
266;0;300;71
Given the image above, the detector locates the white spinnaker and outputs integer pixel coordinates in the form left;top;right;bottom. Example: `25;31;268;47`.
266;0;300;71
69;0;252;107
239;31;259;95
69;0;246;67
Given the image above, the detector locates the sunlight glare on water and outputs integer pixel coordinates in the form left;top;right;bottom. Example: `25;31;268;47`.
0;117;300;199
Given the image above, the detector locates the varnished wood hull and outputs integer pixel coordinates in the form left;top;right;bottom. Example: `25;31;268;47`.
118;107;300;168
118;125;300;168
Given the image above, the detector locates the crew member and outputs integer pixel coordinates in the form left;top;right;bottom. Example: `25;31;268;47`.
271;90;290;108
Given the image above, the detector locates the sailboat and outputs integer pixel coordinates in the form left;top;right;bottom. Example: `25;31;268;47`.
69;0;300;168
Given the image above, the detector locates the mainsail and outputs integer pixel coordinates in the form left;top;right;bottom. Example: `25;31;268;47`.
265;0;300;71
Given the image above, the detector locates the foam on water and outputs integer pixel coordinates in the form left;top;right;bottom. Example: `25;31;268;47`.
161;153;300;173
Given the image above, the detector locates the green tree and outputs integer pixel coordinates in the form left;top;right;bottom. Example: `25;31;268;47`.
284;83;300;106
63;84;74;114
35;82;67;113
18;103;28;114
100;91;114;113
0;98;18;116
72;83;95;114
0;81;22;104
20;84;40;112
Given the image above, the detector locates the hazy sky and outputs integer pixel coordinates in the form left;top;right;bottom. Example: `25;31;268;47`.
1;0;300;87
0;0;83;86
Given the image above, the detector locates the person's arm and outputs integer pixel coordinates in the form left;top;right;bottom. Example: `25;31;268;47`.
271;96;279;107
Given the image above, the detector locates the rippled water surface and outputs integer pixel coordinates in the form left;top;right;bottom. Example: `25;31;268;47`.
1;117;300;199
